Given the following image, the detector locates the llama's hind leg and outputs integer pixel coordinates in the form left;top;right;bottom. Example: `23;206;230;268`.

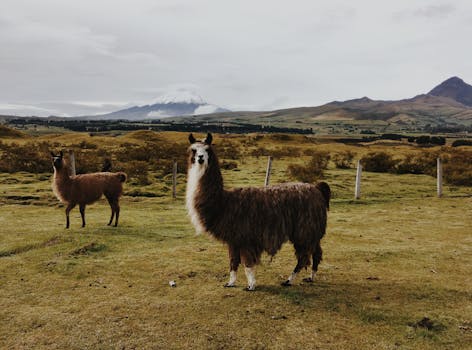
105;196;115;226
282;251;311;286
65;203;76;229
107;206;115;226
106;196;120;227
79;204;86;227
244;265;256;291
224;245;240;288
303;241;323;283
113;202;120;227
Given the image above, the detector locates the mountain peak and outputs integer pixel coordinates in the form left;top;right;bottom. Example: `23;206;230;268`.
428;76;472;106
152;90;205;105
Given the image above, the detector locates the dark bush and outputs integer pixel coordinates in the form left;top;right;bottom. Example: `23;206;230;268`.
452;139;472;147
380;134;403;141
0;142;51;173
73;150;104;174
221;161;238;170
269;134;293;141
395;154;428;174
414;135;446;146
117;160;150;185
443;150;472;186
431;136;446;146
360;152;398;173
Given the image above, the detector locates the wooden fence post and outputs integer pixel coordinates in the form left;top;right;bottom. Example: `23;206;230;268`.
355;160;362;200
437;157;443;198
265;156;272;187
68;150;76;176
172;161;178;199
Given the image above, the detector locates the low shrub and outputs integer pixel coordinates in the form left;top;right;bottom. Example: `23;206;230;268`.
287;151;330;183
116;160;150;185
221;161;238;170
332;151;355;169
360;152;398;173
443;150;472;186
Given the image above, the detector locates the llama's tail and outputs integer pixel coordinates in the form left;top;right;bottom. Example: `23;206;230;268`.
116;172;127;183
316;181;331;210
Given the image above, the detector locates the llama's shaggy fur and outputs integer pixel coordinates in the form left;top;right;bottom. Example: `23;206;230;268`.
186;133;330;290
51;151;127;228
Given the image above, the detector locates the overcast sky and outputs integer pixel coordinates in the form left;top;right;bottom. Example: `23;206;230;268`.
1;0;471;116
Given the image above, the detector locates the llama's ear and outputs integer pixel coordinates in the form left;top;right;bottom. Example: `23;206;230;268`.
204;133;213;145
50;151;55;158
59;150;63;158
188;133;196;144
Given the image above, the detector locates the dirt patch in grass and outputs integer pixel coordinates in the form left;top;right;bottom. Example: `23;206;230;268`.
409;317;446;332
0;236;62;257
69;243;107;256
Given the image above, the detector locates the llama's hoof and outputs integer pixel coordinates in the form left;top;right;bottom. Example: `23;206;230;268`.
302;277;314;283
244;286;255;292
224;283;235;288
281;280;292;287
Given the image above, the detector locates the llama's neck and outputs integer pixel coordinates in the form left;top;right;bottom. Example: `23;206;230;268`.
52;166;72;202
186;161;224;234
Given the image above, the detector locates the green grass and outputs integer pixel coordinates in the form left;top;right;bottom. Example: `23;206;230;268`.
0;134;471;349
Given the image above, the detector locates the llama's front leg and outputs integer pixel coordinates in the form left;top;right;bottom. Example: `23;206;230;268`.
65;203;76;229
224;246;240;288
79;204;86;227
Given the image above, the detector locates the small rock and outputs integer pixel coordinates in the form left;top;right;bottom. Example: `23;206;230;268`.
271;315;287;320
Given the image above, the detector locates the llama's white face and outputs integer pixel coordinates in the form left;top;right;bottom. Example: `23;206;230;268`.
189;143;210;169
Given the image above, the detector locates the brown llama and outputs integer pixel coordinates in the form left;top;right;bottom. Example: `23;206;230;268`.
50;151;127;228
186;133;330;291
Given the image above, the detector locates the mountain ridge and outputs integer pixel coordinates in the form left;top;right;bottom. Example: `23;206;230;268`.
166;77;472;129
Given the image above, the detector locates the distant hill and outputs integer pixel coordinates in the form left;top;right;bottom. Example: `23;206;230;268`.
428;76;472;107
0;124;27;138
169;77;472;130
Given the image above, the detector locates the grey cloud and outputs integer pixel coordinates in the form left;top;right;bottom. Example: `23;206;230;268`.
414;4;455;18
1;0;471;116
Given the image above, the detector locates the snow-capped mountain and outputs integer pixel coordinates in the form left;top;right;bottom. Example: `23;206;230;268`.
87;91;229;120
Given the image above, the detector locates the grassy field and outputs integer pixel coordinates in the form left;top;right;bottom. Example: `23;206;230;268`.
0;131;471;349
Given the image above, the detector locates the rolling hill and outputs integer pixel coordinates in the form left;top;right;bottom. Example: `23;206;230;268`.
169;77;472;131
